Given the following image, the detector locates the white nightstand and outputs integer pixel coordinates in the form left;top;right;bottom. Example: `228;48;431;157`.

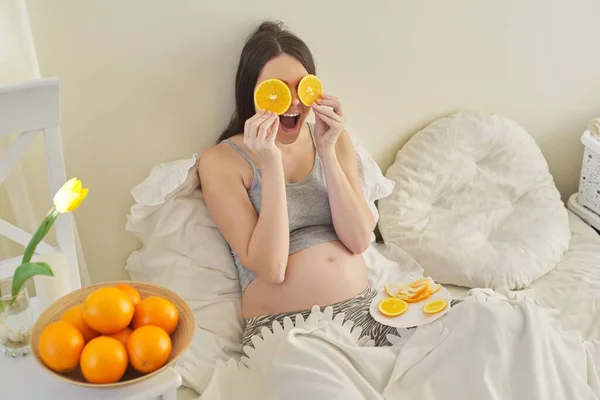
0;298;182;400
568;193;600;233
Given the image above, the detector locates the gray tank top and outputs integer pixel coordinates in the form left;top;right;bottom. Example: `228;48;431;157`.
224;123;339;292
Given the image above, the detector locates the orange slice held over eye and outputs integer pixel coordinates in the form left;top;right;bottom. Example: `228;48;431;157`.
297;74;323;106
254;78;292;115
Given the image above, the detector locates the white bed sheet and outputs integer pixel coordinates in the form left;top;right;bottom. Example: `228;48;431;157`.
445;210;600;340
193;290;600;400
176;210;600;398
178;386;200;399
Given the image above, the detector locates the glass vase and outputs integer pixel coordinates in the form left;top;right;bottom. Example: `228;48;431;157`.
0;285;34;357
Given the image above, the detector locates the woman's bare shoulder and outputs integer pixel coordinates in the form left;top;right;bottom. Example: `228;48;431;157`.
198;134;247;181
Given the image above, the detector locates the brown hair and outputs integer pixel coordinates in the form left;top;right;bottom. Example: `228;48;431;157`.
217;21;316;143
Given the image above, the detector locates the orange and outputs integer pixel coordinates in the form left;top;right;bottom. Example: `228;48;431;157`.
38;321;84;373
408;278;431;297
82;287;134;335
408;278;431;288
383;283;397;298
127;326;172;374
405;290;432;303
430;284;442;294
384;282;411;298
406;278;437;300
254;78;291;115
114;283;142;306
378;298;408;317
422;299;448;314
297;74;323;106
411;283;430;299
132;296;179;335
80;336;128;384
60;304;100;343
412;282;431;298
384;283;419;300
382;277;444;304
107;327;133;347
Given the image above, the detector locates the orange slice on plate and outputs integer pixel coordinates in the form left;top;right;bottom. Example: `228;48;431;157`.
383;277;442;302
422;299;448;314
405;290;432;303
383;284;414;301
407;278;431;289
410;282;430;299
430;284;442;294
378;298;408;317
298;74;323;106
254;79;292;115
383;283;401;298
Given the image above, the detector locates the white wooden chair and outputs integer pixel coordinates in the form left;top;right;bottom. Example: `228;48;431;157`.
0;77;81;292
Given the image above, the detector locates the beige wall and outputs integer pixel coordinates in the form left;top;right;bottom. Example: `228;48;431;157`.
0;0;46;262
0;188;21;259
24;0;600;283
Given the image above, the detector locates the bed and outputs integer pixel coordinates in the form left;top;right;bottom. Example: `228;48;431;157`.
124;112;600;399
377;112;600;339
446;209;600;337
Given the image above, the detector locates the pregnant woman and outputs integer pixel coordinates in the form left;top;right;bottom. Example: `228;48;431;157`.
199;20;397;347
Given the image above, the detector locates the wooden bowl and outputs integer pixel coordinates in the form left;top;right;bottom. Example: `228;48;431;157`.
30;281;195;388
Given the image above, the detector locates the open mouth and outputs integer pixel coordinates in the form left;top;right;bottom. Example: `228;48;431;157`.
279;112;300;131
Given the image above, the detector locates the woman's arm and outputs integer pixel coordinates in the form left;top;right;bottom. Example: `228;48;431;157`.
200;112;290;283
312;95;375;254
319;132;375;254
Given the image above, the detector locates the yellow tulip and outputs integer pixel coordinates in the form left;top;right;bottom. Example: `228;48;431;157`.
53;177;89;213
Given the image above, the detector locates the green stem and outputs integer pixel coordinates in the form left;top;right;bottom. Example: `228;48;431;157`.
22;208;59;265
6;208;59;306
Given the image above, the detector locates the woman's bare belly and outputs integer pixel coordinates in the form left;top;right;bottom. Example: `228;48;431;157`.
242;240;369;318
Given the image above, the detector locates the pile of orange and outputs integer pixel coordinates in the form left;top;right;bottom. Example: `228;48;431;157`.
38;283;178;384
378;277;448;317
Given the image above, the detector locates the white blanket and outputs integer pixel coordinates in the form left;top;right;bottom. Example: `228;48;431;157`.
181;290;600;400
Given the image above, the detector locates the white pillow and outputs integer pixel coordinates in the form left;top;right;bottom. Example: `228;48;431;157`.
124;147;402;391
378;111;571;290
125;155;245;374
355;146;395;227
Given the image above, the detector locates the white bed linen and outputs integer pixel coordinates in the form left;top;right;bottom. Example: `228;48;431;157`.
188;290;600;400
124;148;399;398
173;210;600;399
442;210;600;341
173;218;600;398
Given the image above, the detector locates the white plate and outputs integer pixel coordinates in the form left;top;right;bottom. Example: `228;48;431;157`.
369;286;452;328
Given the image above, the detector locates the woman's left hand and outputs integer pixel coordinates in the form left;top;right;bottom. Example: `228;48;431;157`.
312;94;344;153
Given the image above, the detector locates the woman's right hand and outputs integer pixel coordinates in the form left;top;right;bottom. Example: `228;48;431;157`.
243;110;281;165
